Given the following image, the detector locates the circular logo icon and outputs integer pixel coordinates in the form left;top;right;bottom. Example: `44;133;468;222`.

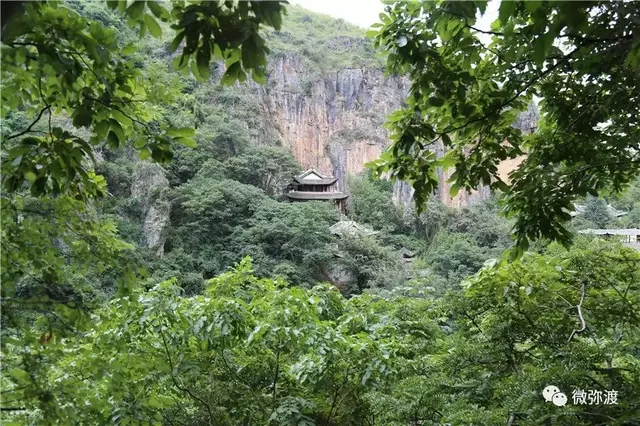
542;385;567;406
552;392;568;407
542;385;561;402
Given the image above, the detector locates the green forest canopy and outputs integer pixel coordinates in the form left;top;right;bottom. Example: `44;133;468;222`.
370;0;640;255
1;1;640;425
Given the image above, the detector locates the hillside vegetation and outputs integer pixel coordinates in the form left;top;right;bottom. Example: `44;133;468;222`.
1;1;639;425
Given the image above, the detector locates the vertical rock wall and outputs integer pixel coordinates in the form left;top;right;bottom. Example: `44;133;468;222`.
257;53;532;206
131;162;170;256
258;54;409;192
245;53;536;208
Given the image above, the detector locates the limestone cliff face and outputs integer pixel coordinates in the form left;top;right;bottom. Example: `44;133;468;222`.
131;163;170;256
254;53;535;206
390;140;494;209
258;54;409;191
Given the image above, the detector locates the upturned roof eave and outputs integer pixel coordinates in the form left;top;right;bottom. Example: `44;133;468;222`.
286;191;349;201
292;177;338;185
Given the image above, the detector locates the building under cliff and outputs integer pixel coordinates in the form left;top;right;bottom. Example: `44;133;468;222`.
286;169;348;214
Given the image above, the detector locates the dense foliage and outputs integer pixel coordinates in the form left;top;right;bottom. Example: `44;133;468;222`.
371;0;640;255
2;1;640;425
4;241;639;425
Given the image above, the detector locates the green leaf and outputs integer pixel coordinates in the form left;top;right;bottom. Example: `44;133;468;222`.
450;183;461;197
24;170;37;183
73;108;93;128
439;149;457;168
144;15;162;38
122;43;137;55
495;180;510;193
176;137;197;148
240;41;255;69
428;97;445;107
365;29;378;38
533;32;554;65
221;62;241;86
167;127;195;138
147;1;171;21
8;368;30;383
525;0;542;13
190;59;200;79
499;1;516;24
134;137;147;149
169;32;185;54
107;130;120;149
111;109;133;127
252;70;266;85
139;147;151;160
147;395;164;408
94;120;110;141
126;1;146;20
461;103;477;116
139;19;147;38
196;47;211;81
109;119;126;143
361;368;372;385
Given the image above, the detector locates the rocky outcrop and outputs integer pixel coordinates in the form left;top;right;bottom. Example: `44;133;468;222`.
259;54;409;192
323;262;355;292
249;52;539;207
514;101;540;133
391;134;527;209
131;162;170;256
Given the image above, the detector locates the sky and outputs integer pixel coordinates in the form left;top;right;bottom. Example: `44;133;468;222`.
290;0;385;29
290;0;500;33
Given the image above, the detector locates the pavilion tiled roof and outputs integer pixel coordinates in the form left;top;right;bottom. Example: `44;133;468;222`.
292;169;338;186
329;220;377;237
293;176;338;185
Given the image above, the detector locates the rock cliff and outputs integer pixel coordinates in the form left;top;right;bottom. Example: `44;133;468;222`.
131;162;171;256
256;53;533;206
257;53;410;192
203;7;538;209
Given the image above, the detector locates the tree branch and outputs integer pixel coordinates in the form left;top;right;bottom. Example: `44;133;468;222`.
567;281;587;342
462;311;482;332
84;95;147;127
5;106;50;140
326;367;351;425
440;9;633;43
271;340;281;407
219;336;255;388
442;47;579;136
35;70;53;142
159;328;214;425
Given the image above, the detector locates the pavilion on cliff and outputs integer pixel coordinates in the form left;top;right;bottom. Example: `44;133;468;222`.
285;169;348;214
